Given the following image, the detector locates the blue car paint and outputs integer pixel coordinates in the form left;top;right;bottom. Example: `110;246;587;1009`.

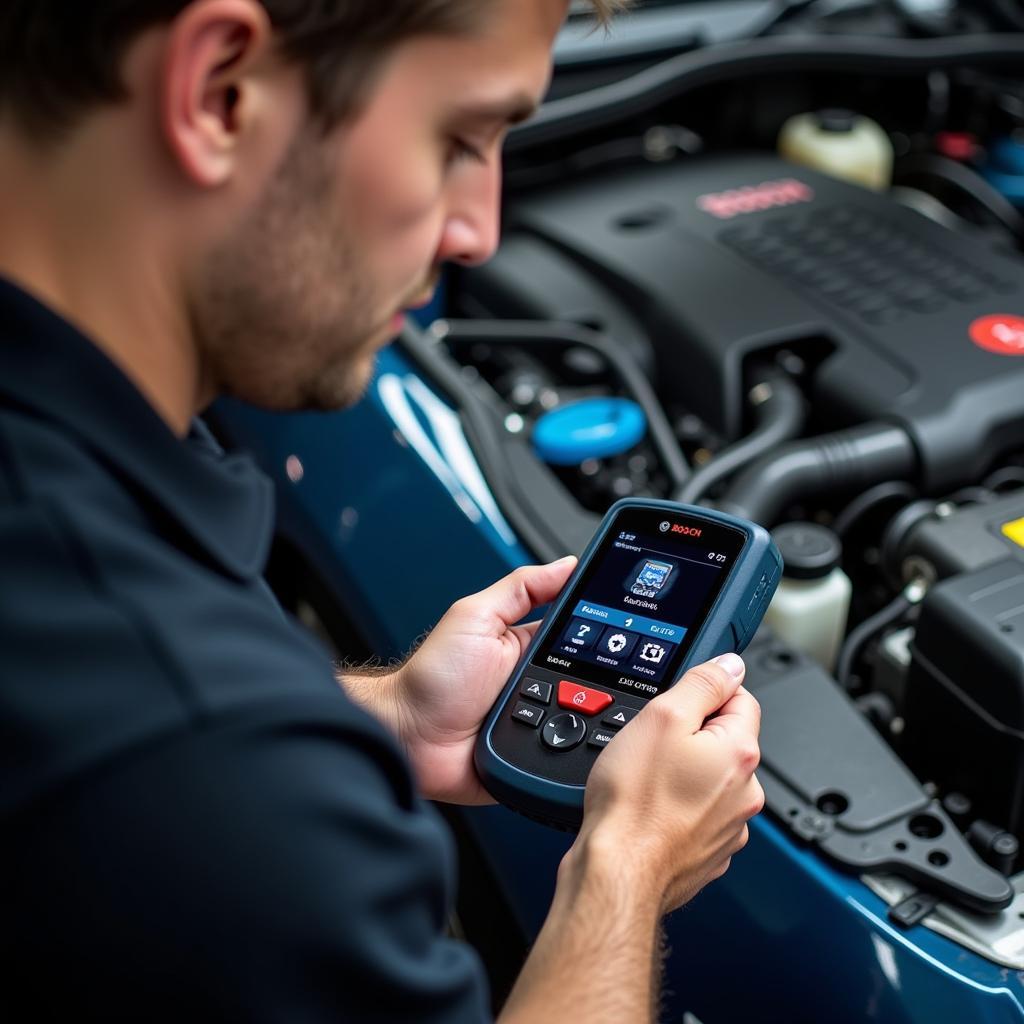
216;341;1024;1023
218;343;531;656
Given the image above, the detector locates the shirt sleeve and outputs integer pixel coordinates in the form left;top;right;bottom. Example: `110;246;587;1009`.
1;702;492;1023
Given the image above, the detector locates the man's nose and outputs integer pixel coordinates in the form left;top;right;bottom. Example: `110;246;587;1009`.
437;163;502;267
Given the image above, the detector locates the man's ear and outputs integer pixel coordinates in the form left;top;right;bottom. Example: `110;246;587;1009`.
158;0;276;188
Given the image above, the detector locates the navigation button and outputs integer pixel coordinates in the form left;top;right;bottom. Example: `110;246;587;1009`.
602;705;638;728
511;702;545;728
542;712;587;751
557;681;614;716
520;679;552;705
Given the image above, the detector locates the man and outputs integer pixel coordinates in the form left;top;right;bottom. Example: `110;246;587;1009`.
0;1;764;1020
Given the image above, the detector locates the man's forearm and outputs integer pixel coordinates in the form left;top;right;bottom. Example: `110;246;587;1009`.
499;832;665;1024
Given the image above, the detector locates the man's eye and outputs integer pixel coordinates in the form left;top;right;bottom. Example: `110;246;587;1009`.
447;138;487;168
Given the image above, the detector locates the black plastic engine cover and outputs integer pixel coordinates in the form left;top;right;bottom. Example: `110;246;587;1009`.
905;559;1024;838
466;153;1024;492
745;634;1012;913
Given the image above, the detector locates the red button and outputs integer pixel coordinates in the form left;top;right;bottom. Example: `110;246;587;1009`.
558;681;614;716
969;314;1024;356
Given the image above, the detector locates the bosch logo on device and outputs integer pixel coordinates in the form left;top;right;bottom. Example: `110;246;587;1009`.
696;179;813;220
670;524;703;538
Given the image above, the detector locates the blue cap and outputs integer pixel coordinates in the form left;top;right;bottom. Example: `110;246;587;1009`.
983;137;1024;207
532;397;647;466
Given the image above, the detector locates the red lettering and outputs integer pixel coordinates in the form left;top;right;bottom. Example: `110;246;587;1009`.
696;178;814;220
671;524;703;537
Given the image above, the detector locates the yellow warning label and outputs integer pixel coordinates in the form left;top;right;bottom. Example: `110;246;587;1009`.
1001;517;1024;548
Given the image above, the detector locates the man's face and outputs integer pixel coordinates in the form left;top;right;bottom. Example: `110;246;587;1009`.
195;0;568;412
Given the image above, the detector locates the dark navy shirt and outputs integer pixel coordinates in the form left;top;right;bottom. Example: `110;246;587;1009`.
0;278;489;1021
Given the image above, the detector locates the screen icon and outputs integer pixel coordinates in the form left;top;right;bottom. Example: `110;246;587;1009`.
626;638;677;681
626;558;678;600
561;616;600;651
659;521;671;533
606;633;629;654
596;626;639;661
638;642;668;665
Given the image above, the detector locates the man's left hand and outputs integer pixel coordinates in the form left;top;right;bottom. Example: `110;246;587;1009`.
346;557;577;805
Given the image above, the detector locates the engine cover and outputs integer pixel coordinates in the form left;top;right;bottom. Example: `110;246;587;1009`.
465;153;1024;491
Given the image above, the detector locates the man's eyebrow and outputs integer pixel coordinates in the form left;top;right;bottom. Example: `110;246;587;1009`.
450;93;539;126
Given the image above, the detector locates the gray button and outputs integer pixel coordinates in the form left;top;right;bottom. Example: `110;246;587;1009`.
602;705;637;728
520;679;552;705
511;702;544;728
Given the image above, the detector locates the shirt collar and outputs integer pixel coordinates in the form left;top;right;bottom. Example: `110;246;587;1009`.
0;276;274;581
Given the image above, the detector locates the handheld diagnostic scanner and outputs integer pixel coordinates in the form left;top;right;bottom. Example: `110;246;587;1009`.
474;498;782;829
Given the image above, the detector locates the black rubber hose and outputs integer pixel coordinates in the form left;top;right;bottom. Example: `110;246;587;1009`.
508;34;1024;153
716;422;919;527
434;319;691;491
836;590;915;692
893;152;1024;248
832;480;919;539
675;371;804;506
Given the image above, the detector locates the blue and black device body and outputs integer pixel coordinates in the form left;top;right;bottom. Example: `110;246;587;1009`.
475;498;782;830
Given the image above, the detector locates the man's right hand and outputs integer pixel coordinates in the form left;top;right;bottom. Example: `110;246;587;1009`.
499;653;763;1024
575;651;764;914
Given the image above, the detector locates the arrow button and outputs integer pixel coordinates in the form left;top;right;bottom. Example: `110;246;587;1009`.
519;679;552;705
602;705;638;729
541;712;587;752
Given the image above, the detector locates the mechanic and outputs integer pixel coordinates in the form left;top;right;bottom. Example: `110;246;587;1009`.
0;1;764;1020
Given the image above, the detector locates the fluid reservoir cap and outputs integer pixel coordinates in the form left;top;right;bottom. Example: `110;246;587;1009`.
817;109;856;133
532;397;647;466
772;522;842;580
989;136;1024;175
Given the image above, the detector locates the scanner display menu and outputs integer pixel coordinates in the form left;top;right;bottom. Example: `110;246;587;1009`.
532;512;743;698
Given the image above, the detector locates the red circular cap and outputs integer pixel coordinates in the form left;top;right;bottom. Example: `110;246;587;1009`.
935;131;978;162
970;314;1024;356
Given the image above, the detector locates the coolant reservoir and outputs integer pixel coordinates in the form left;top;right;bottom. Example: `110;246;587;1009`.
764;522;851;671
778;109;893;191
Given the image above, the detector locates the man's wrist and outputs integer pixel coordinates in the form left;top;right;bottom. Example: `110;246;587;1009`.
336;663;408;740
560;824;664;917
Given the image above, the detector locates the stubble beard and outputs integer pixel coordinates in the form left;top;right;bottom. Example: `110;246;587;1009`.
191;130;386;413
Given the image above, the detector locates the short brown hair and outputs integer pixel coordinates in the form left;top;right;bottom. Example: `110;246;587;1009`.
0;1;622;142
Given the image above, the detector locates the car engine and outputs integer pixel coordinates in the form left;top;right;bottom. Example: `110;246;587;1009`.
409;33;1024;961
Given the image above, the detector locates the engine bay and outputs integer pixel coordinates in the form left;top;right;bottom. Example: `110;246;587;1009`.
408;26;1024;963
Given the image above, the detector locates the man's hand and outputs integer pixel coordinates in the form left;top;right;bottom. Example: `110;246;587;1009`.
500;654;763;1024
340;557;577;805
576;652;764;913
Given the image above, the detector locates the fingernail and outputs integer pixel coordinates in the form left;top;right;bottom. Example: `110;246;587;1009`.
713;653;745;678
553;555;577;566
